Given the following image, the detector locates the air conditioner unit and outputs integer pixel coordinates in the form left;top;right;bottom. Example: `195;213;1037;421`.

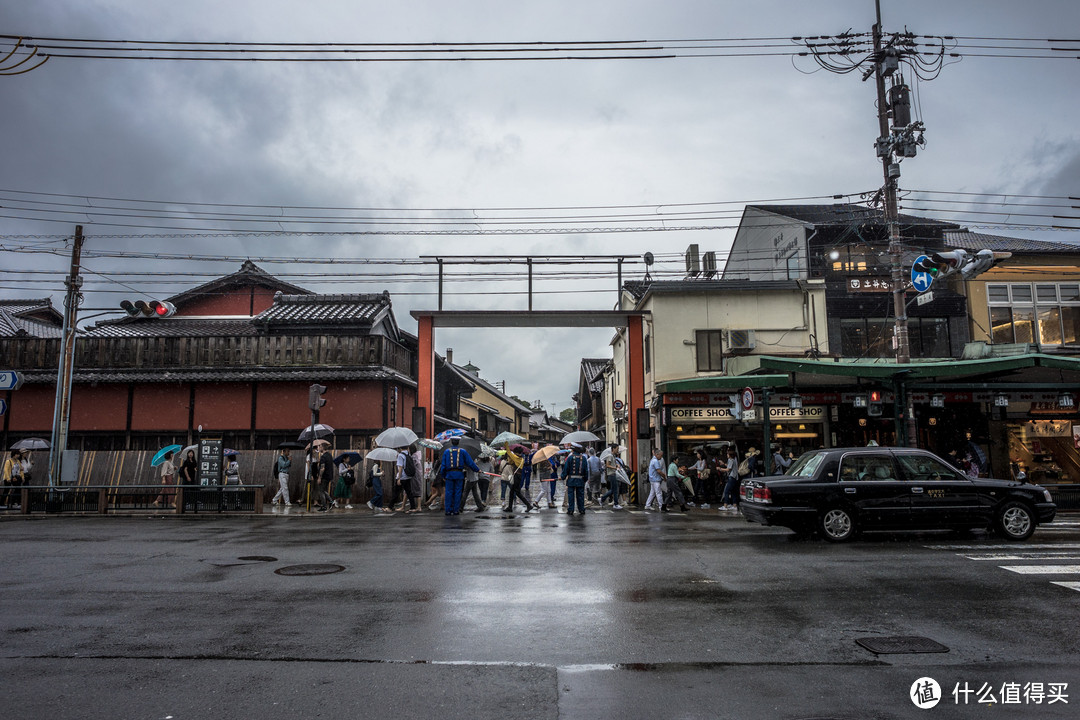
725;329;757;352
702;251;717;278
685;243;700;276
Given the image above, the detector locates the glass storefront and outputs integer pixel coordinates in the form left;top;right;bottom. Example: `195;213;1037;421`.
665;404;827;465
1007;414;1080;485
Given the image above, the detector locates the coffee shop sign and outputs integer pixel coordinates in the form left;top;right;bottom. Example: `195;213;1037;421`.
669;405;825;422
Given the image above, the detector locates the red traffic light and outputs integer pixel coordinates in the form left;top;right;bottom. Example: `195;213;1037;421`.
120;299;175;318
868;390;883;403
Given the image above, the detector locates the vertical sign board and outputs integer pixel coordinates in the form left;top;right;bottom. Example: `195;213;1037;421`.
198;437;223;486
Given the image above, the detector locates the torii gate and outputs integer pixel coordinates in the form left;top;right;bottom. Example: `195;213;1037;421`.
411;309;650;474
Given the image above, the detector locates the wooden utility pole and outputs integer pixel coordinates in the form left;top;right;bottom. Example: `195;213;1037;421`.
47;225;84;485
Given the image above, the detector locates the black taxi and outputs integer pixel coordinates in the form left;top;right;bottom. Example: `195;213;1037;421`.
740;447;1056;542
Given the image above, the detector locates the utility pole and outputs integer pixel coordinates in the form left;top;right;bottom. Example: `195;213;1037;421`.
872;0;909;367
48;225;84;485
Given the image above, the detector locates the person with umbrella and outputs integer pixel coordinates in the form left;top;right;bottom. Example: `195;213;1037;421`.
153;450;177;508
311;446;334;512
440;436;479;516
2;449;23;510
502;444;537;513
180;448;198;487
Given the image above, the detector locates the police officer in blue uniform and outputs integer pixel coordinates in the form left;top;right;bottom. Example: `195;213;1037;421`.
560;443;591;516
440;437;479;516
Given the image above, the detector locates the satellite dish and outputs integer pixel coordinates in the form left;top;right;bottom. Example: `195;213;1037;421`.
643;252;654;266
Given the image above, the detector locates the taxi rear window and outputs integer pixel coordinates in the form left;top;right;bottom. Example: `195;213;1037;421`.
787;451;825;479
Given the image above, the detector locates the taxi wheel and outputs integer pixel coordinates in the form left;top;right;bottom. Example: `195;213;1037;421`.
818;507;857;543
996;501;1035;541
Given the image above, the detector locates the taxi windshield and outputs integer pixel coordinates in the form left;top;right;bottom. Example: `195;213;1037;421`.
786;451;825;479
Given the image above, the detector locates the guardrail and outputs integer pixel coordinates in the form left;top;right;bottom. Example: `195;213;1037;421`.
1043;484;1080;512
0;485;264;515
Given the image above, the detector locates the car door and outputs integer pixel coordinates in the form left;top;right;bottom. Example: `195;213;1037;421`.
894;451;984;528
836;452;910;528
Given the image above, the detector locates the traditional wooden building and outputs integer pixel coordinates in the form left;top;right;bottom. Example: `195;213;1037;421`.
1;262;419;452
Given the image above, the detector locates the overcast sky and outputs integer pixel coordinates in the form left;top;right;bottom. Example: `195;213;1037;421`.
1;0;1077;412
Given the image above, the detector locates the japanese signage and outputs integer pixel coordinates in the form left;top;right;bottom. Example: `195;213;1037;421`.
198;437;223;486
848;277;892;293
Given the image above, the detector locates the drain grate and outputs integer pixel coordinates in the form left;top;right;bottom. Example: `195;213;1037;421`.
238;555;277;562
275;564;345;576
856;636;949;654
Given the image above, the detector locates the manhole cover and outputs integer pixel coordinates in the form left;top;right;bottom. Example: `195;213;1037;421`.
275;564;345;576
238;555;277;562
856;636;949;654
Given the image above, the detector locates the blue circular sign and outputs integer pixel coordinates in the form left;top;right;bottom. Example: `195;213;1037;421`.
911;256;933;293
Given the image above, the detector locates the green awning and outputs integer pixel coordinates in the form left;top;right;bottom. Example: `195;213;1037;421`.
656;374;791;394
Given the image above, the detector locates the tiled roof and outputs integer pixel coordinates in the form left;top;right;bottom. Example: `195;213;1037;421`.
943;231;1080;254
747;203;961;229
83;317;260;338
255;292;391;326
0;298;64;338
165;260;311;305
581;358;610;394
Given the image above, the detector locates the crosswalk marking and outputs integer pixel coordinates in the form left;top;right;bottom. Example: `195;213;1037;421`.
1051;582;1080;591
925;542;1080;593
1000;565;1080;575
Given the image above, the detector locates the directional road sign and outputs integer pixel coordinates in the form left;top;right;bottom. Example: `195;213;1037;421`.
0;371;22;391
911;256;934;293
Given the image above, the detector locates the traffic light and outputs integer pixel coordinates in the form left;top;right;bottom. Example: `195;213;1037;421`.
867;389;884;417
913;250;969;280
308;383;327;412
120;300;176;318
913;249;1012;281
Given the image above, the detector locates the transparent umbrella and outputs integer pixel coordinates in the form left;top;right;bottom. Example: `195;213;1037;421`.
375;427;419;449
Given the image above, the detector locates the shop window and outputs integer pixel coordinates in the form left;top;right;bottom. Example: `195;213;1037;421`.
644;335;651;373
839;317;950;358
988;282;1080;348
912;317;951;357
695;330;723;372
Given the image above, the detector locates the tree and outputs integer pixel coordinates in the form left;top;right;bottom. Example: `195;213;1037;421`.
559;407;577;424
510;396;532;409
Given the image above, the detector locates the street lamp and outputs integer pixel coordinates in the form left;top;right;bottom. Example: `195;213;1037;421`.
1058;391;1075;409
994;393;1009;408
789;393;803;410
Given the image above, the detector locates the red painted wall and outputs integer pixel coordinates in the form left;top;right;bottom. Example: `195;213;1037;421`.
131;384;190;431
256;384;314;430
178;287;280;317
7;384;56;432
193;383;253;432
70;384;129;431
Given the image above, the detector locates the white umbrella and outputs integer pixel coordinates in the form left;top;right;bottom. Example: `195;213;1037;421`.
491;431;525;446
560;430;600;445
599;445;625;461
366;447;401;463
375;426;418;449
297;424;335;443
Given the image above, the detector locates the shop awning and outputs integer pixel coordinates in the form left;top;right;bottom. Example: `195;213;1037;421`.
656;374;790;394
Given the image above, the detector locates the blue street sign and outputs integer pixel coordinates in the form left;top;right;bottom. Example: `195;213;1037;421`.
911;256;934;293
0;371;22;391
0;399;6;415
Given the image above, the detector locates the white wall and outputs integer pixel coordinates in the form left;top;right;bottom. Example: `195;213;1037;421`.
724;208;807;282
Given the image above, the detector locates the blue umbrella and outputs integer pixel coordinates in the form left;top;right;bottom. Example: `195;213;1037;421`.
151;444;183;467
334;451;362;465
224;449;240;458
434;428;466;442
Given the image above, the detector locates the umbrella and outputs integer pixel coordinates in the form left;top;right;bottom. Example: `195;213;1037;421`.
491;431;525;446
560;430;600;445
306;438;331;452
532;445;561;463
277;440;305;449
434;428;466;442
615;466;631;486
418;438;443;450
442;436;484;461
224;448;240;458
375;426;418;449
180;444;198;460
10;437;50;451
508;444;530;456
480;443;497;458
297;424;335;443
333;451;363;466
600;445;625;461
366;447;401;463
151;444;183;467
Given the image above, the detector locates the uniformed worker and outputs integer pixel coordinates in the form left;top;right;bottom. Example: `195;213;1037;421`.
440;437;479;516
560;443;591;516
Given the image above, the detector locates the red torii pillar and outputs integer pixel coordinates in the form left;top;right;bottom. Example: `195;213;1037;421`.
417;314;435;440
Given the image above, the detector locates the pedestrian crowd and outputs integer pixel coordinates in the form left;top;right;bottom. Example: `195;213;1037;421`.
259;438;797;517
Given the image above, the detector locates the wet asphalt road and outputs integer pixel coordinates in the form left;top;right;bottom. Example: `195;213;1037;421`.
2;507;1079;720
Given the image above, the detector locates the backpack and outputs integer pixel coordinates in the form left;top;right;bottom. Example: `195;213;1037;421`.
403;452;417;479
738;458;750;477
